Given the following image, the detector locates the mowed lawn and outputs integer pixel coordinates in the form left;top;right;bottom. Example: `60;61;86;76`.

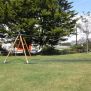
0;53;91;91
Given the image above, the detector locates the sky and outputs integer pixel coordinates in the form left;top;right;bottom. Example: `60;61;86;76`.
66;0;91;42
69;0;91;14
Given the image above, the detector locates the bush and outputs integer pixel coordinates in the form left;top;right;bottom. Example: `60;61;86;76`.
41;46;60;55
59;49;77;55
41;46;77;55
71;45;85;53
0;48;8;56
41;45;86;55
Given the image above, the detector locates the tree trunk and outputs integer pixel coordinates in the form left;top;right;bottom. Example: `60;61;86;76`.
86;34;89;53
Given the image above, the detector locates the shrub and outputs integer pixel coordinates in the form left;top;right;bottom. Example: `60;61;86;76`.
41;46;60;55
71;45;85;53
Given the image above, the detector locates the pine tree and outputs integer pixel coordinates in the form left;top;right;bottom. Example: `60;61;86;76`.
0;0;77;46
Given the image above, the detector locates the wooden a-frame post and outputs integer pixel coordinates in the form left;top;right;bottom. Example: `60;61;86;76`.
4;34;30;64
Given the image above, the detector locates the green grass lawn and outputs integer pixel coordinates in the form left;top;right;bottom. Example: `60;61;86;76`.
0;53;91;91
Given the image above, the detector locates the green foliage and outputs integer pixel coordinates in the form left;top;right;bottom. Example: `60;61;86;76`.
0;0;77;46
41;45;60;55
81;41;91;52
71;45;85;53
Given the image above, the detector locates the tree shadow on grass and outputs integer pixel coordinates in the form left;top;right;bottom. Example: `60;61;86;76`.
29;58;91;64
0;58;91;64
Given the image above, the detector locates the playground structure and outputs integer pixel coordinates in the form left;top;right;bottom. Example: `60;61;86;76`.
4;33;31;64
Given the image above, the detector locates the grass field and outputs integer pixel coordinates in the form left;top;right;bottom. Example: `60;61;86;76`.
0;53;91;91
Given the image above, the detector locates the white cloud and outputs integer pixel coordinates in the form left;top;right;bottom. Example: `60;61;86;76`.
67;14;91;42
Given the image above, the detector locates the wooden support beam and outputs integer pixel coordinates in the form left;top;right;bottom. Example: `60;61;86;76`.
4;34;30;64
4;35;19;63
20;35;29;64
22;37;31;56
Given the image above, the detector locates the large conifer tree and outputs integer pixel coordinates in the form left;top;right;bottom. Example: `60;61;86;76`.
0;0;76;46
